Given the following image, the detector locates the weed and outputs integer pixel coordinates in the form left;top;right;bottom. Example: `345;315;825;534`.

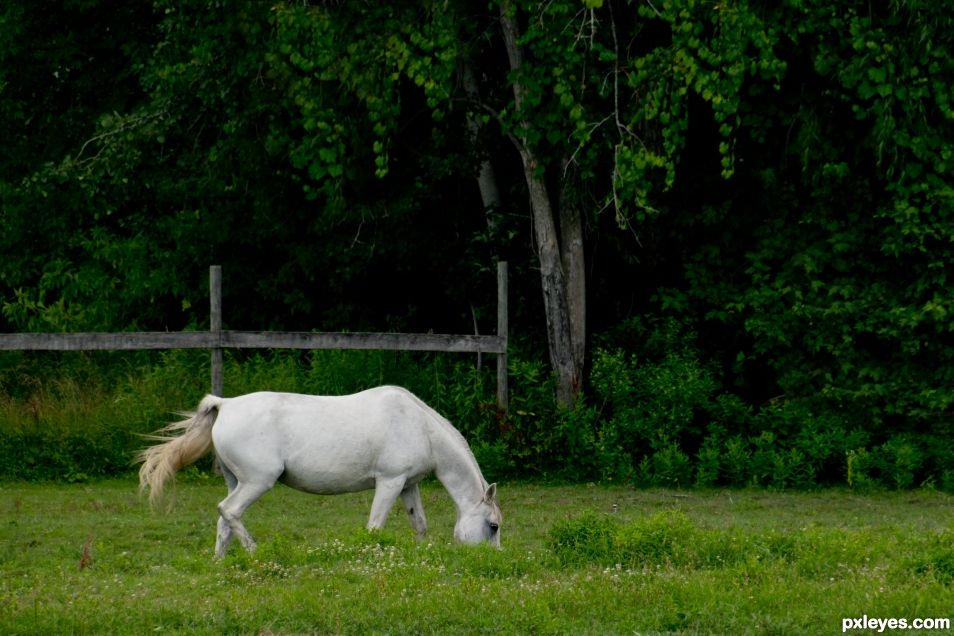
79;535;94;571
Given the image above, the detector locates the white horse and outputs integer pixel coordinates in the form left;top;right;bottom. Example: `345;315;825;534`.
138;386;502;557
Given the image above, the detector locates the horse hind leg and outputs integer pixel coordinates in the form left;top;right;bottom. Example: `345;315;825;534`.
215;479;276;558
214;459;239;558
215;516;233;558
400;483;427;539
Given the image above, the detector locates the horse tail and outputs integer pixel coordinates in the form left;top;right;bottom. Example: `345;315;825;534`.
137;394;223;509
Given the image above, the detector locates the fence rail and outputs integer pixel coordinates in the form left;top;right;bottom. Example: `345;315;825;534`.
0;330;505;354
0;263;509;411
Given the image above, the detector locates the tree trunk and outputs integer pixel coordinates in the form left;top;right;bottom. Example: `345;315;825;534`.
559;174;586;392
518;148;579;406
461;62;502;231
500;4;582;406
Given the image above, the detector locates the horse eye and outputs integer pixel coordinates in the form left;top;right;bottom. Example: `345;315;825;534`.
488;522;499;533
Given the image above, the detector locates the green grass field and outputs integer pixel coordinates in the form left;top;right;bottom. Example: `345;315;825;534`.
1;478;952;635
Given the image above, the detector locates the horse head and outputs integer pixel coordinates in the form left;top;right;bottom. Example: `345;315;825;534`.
454;483;502;547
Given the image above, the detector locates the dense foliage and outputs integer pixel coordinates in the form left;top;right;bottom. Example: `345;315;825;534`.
1;0;952;487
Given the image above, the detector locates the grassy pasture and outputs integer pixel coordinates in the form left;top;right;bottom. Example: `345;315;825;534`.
1;478;952;635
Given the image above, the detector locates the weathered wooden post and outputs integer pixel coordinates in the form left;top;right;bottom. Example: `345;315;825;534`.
210;265;223;396
497;261;508;414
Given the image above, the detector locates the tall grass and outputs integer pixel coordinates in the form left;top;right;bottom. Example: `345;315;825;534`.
0;349;497;481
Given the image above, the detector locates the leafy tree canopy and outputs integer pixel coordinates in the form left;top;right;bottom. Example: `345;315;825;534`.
1;0;952;436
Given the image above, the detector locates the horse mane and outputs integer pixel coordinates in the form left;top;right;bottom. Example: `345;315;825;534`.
390;386;489;489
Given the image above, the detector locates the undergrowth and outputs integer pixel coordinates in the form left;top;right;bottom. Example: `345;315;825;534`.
2;321;953;491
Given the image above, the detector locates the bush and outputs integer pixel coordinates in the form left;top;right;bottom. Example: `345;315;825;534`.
2;317;953;490
553;317;954;490
847;435;935;491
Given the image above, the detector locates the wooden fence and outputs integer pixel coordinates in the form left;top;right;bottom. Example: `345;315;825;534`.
0;263;509;411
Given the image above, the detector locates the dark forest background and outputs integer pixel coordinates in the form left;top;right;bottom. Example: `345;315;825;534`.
2;0;952;488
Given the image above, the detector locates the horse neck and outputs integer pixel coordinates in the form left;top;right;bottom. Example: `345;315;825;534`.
429;420;487;514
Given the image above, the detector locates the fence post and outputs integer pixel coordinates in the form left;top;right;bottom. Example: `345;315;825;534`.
210;265;223;396
496;261;508;414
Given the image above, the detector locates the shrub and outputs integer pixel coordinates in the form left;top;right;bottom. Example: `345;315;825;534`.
2;318;953;490
558;317;954;490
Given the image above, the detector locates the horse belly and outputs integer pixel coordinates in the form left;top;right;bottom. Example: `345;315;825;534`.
279;448;378;495
279;428;433;495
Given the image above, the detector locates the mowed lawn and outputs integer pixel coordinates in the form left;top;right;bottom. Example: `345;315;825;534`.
1;477;952;635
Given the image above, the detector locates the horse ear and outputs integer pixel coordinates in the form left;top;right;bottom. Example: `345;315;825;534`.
484;483;497;503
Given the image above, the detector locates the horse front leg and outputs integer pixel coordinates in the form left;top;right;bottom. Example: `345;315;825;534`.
367;477;406;531
400;483;428;539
